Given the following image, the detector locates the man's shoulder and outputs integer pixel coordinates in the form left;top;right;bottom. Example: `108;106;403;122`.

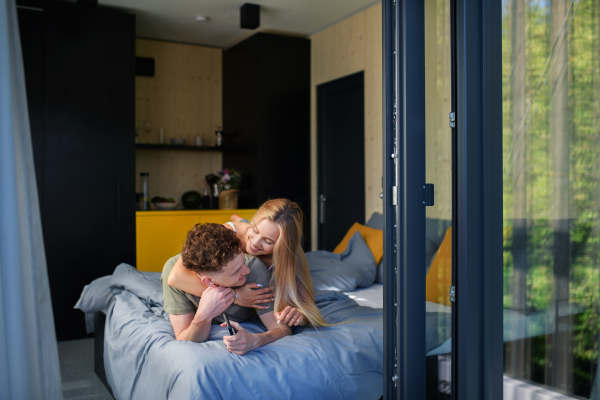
244;254;267;272
160;254;181;284
244;255;271;288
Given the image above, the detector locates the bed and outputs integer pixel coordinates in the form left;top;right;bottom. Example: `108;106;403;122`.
75;218;454;400
76;212;586;399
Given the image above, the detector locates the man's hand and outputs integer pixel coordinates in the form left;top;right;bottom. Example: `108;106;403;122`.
234;283;273;309
221;321;259;355
194;286;234;323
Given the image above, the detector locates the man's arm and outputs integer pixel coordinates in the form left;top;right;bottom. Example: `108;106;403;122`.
222;311;291;355
170;312;212;342
170;286;234;343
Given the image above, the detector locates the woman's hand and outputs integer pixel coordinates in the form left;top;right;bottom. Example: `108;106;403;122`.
233;283;273;309
275;306;307;326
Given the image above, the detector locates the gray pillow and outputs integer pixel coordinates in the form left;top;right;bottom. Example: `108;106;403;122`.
425;312;452;354
375;255;385;284
307;232;377;291
366;212;385;283
74;275;113;313
365;212;384;230
110;263;164;307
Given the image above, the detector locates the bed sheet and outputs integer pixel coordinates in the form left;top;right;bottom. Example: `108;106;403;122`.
343;284;453;357
343;284;383;308
343;282;586;357
103;264;384;400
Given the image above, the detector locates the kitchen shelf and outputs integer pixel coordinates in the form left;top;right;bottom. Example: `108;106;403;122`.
135;144;222;152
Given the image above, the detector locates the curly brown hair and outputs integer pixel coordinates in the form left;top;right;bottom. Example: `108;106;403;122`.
181;223;241;274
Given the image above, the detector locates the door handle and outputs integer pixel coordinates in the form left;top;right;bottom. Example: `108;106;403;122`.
319;194;326;224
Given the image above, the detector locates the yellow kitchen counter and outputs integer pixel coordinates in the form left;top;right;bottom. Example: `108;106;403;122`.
136;209;257;272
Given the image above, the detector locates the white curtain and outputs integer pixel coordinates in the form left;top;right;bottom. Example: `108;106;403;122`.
0;0;63;398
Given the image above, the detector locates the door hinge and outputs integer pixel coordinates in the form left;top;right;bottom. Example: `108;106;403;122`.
392;186;398;206
421;184;434;207
450;286;456;303
449;112;456;128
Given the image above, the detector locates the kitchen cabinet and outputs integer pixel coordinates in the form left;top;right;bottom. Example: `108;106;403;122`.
136;209;258;272
18;2;135;341
223;33;311;249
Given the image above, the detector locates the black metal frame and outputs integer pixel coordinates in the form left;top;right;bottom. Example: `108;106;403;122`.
452;0;503;398
383;0;426;398
383;0;503;398
382;0;396;397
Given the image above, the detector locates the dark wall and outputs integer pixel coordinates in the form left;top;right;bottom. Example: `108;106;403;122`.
18;3;136;341
223;33;311;249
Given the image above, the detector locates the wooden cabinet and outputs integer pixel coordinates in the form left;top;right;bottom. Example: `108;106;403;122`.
223;33;311;249
18;3;135;341
136;210;257;272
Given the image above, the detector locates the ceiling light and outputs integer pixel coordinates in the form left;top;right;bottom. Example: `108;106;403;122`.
195;15;209;22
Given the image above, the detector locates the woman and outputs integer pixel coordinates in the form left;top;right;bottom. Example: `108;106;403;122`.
168;198;329;327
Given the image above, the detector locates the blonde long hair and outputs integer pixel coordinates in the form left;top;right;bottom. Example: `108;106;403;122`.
251;199;330;327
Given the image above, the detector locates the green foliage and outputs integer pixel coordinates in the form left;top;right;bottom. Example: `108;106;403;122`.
502;0;600;396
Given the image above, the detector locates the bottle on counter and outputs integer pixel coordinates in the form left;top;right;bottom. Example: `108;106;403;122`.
212;183;220;209
140;173;150;211
215;129;223;147
202;189;210;209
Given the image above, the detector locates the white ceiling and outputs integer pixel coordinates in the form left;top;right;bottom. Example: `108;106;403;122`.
100;0;380;49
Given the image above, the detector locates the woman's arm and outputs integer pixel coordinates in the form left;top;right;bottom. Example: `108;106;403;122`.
230;214;249;223
167;256;207;297
275;306;309;327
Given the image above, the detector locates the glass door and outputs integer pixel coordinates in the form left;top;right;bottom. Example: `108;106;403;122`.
502;0;600;397
424;0;454;398
383;0;455;398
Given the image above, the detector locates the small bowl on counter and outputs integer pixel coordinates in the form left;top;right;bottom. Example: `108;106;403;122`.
170;138;186;146
153;201;178;210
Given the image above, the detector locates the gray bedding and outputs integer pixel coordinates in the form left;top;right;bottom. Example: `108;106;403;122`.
102;264;384;400
307;232;377;291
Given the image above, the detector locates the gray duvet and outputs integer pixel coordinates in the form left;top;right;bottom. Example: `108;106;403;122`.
103;264;384;400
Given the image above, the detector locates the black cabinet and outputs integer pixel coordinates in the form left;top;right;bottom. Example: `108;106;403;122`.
18;3;136;341
223;33;311;249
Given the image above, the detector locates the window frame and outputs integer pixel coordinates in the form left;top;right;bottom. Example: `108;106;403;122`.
382;0;503;398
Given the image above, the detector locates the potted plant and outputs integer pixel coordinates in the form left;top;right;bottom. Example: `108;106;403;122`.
215;168;242;210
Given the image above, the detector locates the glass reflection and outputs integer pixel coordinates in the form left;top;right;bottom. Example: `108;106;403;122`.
502;0;600;397
425;0;453;398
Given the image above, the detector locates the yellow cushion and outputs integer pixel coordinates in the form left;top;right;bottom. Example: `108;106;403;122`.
426;227;452;306
333;222;384;265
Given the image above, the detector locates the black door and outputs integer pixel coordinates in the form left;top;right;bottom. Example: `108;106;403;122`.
317;72;365;251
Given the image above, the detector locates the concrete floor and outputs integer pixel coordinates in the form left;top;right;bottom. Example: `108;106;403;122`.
58;338;113;400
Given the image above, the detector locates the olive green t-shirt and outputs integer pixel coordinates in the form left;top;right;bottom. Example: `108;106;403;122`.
160;254;274;324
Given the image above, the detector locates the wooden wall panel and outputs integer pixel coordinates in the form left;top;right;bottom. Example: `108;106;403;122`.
135;149;222;205
135;39;222;145
135;39;223;201
310;3;382;249
424;0;452;221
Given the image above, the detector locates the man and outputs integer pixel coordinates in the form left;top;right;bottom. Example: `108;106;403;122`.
161;223;290;355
